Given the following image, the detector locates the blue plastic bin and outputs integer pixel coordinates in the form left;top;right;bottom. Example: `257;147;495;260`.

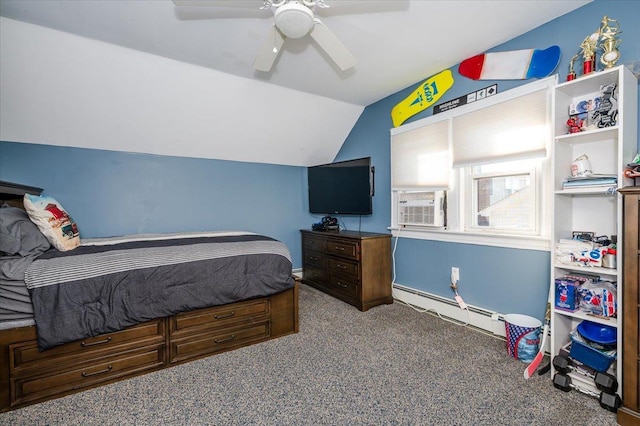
569;335;616;373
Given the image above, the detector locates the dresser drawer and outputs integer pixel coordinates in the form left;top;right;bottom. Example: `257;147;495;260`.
11;343;165;407
302;267;326;284
10;320;165;374
303;235;325;252
325;239;359;260
170;299;269;338
304;251;326;268
328;276;359;298
169;320;270;363
327;258;359;279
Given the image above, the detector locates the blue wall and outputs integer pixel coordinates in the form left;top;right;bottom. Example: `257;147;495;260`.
0;142;309;265
1;0;638;320
334;0;640;319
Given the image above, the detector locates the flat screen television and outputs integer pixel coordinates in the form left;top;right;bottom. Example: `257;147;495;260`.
308;157;373;216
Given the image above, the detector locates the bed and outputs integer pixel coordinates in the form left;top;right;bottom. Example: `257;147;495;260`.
0;181;298;411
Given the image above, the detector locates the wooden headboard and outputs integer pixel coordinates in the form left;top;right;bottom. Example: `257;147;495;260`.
0;181;43;209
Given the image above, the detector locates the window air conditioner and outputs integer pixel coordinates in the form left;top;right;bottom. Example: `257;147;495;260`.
397;191;446;227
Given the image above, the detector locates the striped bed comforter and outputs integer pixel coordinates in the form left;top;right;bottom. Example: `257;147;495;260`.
25;232;294;350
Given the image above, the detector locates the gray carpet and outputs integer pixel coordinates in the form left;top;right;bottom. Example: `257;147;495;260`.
0;284;619;425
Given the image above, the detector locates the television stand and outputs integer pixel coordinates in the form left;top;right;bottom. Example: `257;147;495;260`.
300;230;392;311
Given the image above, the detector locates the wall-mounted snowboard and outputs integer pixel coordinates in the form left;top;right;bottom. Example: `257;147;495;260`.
458;45;561;80
391;69;454;127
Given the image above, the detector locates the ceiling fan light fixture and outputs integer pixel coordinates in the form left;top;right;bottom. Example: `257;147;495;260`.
274;2;315;39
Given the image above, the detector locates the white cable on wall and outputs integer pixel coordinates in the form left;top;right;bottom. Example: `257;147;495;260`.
391;227;470;327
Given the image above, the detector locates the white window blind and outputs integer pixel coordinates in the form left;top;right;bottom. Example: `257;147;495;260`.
391;119;449;190
451;89;548;168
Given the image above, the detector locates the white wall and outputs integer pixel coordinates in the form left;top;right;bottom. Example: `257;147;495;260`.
0;18;364;167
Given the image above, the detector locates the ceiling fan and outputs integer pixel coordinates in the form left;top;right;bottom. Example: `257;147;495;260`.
172;0;356;72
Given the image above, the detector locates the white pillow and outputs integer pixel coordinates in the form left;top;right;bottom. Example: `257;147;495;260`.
23;194;80;251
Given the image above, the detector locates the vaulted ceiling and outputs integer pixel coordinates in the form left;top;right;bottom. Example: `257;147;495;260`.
0;0;591;166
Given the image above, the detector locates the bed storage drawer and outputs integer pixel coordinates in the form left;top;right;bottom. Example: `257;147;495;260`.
169;320;271;363
169;299;269;337
0;285;298;413
10;343;165;407
168;298;272;363
10;320;165;373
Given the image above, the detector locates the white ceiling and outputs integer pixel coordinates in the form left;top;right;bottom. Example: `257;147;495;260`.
0;0;591;167
0;0;590;107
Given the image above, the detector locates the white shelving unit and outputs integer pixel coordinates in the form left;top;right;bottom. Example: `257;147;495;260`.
550;65;638;396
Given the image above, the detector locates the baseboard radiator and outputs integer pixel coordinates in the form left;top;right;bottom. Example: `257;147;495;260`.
392;283;507;338
295;275;549;351
392;283;551;354
292;268;303;279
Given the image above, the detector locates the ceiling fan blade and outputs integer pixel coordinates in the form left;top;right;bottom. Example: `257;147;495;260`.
172;0;265;8
315;0;408;17
254;26;286;72
308;20;356;71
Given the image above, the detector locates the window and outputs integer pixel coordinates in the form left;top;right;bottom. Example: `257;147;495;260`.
465;160;539;234
391;119;449;190
390;77;554;250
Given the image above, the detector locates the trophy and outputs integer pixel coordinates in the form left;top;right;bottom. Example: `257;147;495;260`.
579;31;599;75
598;16;622;68
567;54;579;81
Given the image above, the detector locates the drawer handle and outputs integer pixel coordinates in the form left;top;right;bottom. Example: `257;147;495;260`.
80;337;112;347
334;246;345;251
214;311;235;320
214;334;236;344
336;264;347;269
310;256;319;261
336;281;348;288
82;365;113;377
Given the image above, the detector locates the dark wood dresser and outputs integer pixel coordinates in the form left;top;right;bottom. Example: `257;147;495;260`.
619;187;640;425
300;230;392;311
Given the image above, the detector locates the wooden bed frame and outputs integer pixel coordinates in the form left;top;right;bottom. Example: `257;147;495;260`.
0;282;298;412
0;181;299;412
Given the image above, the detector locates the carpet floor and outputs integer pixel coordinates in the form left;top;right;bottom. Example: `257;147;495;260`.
0;284;619;425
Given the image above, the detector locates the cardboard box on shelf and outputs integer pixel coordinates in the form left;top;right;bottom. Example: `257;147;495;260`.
555;278;581;312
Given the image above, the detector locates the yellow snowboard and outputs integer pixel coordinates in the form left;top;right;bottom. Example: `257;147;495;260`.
391;69;454;127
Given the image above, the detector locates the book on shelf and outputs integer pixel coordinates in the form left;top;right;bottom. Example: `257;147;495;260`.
565;173;617;182
562;176;617;189
562;183;617;190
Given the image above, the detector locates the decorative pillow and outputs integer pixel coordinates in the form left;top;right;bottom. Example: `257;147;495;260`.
23;194;80;251
0;206;50;256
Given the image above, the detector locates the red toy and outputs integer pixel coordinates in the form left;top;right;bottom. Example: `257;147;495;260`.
567;116;583;133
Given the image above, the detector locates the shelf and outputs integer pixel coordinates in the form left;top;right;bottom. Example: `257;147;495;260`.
554;308;618;327
555;127;618;144
550;65;634;398
555;186;617;195
555;67;621;97
565;371;607;398
554;262;619;278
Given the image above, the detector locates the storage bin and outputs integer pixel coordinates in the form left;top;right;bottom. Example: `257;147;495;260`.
569;334;616;373
504;314;541;362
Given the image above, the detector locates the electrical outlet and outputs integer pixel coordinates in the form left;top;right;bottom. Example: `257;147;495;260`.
451;267;459;283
